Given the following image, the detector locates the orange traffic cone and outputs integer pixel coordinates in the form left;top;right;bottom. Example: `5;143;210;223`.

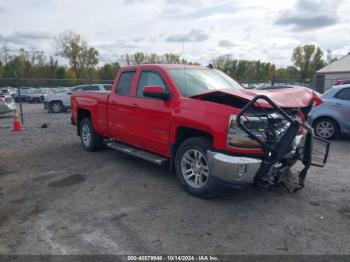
12;112;23;131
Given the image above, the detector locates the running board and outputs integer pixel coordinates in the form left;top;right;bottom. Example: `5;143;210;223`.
106;141;169;166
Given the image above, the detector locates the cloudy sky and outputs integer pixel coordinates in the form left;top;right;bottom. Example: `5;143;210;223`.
0;0;349;67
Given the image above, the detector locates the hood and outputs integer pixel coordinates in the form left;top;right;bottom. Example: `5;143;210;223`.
191;86;319;108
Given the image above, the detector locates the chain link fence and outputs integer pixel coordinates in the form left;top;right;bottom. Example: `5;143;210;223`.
0;77;114;124
0;75;346;124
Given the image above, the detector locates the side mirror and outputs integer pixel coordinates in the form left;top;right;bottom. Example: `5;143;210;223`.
143;86;171;100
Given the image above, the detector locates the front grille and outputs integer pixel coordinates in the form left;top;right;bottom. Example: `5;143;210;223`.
237;95;300;158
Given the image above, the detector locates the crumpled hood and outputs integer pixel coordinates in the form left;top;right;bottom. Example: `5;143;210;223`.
191;86;318;108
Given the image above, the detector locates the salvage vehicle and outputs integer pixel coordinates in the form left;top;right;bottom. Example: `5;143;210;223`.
309;84;350;139
0;94;16;114
45;84;112;113
71;64;330;197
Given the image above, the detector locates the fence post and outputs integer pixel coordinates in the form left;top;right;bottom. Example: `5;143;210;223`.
87;74;92;89
14;72;24;124
271;75;276;86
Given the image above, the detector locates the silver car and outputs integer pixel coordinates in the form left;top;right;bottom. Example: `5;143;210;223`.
308;84;350;139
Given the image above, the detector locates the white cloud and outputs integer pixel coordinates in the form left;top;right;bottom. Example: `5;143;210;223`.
0;0;349;67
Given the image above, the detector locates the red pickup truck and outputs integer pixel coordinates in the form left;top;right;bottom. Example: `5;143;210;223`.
71;64;329;197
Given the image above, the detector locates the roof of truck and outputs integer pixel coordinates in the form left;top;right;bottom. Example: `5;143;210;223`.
122;64;207;70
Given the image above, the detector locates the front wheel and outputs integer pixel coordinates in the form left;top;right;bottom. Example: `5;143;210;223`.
80;118;104;152
175;137;223;198
50;101;64;113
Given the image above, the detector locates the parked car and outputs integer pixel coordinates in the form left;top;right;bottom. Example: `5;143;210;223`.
0;94;16;114
71;64;329;198
12;88;33;102
1;88;14;96
27;88;48;103
335;79;350;86
44;84;112;113
308;84;350;139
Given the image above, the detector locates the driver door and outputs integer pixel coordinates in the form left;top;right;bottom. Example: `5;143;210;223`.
131;70;172;156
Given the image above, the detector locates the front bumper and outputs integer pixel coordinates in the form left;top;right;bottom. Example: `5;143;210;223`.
207;151;261;185
207;133;308;187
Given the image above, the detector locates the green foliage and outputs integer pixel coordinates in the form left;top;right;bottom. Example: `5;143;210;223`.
212;55;276;81
0;31;327;86
56;31;99;79
98;63;121;80
292;44;326;81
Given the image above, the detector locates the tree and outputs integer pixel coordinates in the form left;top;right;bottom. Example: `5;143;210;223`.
292;44;326;81
56;31;99;79
0;35;11;65
98;62;120;80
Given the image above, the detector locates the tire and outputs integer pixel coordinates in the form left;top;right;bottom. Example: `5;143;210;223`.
175;137;223;198
79;118;104;152
314;118;339;140
50;101;64;113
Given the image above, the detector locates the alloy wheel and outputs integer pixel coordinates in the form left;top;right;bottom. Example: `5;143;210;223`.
52;103;62;113
316;121;335;139
81;124;92;148
180;149;209;188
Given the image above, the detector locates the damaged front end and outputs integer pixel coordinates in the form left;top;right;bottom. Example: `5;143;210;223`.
233;95;330;191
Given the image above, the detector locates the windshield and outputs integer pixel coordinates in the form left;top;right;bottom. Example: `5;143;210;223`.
168;68;242;97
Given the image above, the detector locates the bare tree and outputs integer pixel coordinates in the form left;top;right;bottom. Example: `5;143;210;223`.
55;31;98;78
0;35;11;65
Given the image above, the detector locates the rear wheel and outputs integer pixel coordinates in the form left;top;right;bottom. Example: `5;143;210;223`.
314;118;339;140
175;137;224;198
80;118;104;152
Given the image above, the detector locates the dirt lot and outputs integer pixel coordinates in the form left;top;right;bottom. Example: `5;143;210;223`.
0;103;350;255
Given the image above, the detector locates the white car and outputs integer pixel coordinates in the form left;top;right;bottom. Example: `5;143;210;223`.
0;95;16;114
44;84;112;113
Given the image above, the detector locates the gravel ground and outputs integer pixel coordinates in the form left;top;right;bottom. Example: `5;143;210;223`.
0;103;350;255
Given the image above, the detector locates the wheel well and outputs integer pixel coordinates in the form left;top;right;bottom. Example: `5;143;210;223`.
49;100;63;105
170;127;213;169
77;109;91;136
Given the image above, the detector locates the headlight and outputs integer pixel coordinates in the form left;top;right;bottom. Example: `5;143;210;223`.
227;114;294;149
227;115;265;149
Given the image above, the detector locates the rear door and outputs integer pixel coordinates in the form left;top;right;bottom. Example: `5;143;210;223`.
333;88;350;133
107;70;139;145
130;69;172;156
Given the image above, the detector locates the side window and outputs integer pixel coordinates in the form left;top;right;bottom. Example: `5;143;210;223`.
103;84;112;91
90;85;100;91
116;71;135;96
74;85;89;91
137;71;167;97
335;88;350;101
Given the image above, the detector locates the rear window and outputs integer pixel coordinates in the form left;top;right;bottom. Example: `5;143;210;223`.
116;71;135;96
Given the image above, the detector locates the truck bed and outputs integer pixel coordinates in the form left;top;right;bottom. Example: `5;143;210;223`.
71;91;110;137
